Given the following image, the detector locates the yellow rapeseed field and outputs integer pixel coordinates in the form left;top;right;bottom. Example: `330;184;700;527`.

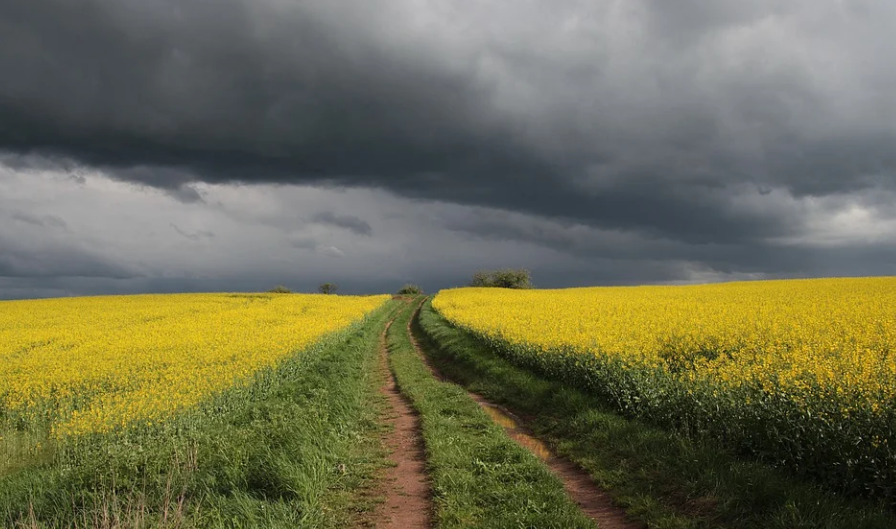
434;277;896;412
433;277;896;495
0;293;388;437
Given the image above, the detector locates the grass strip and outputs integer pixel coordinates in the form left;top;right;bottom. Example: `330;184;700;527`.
417;298;896;529
385;297;595;528
1;301;400;529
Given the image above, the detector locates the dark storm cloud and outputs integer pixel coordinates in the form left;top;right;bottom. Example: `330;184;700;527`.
0;237;136;279
291;238;319;251
0;0;513;186
3;0;895;249
442;206;869;278
170;223;215;242
11;212;68;230
291;237;345;258
311;212;373;237
166;184;205;204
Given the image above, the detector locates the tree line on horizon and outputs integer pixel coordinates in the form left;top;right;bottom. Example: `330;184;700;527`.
267;268;532;296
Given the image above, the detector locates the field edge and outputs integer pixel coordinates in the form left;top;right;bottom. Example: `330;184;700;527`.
417;298;896;529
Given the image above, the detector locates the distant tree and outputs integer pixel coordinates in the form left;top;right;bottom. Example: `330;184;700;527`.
318;283;338;295
267;285;292;294
469;270;491;287
397;284;423;295
491;269;532;289
468;269;532;289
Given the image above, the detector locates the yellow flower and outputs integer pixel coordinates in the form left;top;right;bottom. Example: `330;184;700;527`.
433;277;896;416
0;293;388;437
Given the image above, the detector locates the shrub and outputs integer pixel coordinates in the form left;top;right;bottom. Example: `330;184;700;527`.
397;284;423;295
468;269;532;289
318;283;338;295
267;285;292;294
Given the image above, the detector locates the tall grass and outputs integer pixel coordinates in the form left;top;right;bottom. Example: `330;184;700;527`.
419;298;896;528
433;280;896;501
386;299;594;528
1;303;397;528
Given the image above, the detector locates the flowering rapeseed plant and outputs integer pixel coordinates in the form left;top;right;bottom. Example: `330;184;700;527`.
434;277;896;498
0;293;388;437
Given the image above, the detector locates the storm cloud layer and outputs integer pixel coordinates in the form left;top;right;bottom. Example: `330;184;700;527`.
1;0;895;297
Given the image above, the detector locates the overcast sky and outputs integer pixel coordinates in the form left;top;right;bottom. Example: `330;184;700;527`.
2;0;895;299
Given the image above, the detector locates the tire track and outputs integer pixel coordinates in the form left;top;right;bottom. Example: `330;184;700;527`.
407;301;642;529
370;317;432;528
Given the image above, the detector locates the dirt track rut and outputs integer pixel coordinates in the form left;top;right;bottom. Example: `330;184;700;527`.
371;318;431;528
406;302;642;529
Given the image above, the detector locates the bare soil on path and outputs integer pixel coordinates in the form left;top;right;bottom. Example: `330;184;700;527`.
369;319;432;529
407;303;642;529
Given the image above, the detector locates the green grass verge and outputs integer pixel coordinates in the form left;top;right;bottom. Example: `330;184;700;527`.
0;301;400;529
417;298;896;529
386;297;596;529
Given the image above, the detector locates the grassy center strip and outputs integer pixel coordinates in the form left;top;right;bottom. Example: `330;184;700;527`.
1;301;400;529
385;297;595;528
416;298;896;529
